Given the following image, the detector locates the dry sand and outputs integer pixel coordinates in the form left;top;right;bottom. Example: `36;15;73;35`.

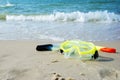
0;40;120;80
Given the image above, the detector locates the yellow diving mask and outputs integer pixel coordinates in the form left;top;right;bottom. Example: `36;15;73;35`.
60;40;99;60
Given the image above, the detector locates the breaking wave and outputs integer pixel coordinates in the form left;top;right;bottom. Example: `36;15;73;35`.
0;2;14;8
0;11;120;23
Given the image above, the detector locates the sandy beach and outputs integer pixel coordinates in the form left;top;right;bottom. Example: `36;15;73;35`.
0;40;120;80
0;0;120;80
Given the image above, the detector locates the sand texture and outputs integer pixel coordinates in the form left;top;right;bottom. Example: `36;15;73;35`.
0;40;120;80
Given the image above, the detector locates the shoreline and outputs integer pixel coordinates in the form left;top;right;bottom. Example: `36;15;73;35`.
0;40;120;80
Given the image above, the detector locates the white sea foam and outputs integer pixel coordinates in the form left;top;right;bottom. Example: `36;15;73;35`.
6;2;14;7
0;2;14;8
6;11;120;23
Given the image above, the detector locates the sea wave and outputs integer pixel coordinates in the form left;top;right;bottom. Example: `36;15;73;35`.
0;11;120;22
0;3;14;8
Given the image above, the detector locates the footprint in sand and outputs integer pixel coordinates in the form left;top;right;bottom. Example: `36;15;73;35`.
0;54;10;62
51;73;75;80
0;69;28;80
99;69;119;80
51;73;65;80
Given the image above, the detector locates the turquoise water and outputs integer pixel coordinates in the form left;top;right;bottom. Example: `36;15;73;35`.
0;0;120;14
0;0;120;41
0;0;120;22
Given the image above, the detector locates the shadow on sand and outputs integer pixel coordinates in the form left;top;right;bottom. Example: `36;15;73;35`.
96;56;114;62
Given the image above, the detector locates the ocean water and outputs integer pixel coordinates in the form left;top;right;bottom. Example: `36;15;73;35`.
0;0;120;41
